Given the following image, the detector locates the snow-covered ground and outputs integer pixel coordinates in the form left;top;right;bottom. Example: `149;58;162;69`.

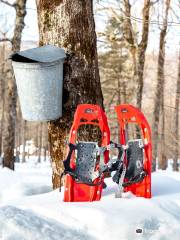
0;159;180;240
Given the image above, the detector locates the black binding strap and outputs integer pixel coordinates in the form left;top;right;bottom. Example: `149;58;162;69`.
106;141;148;187
60;142;104;191
59;169;103;192
63;143;77;172
61;140;147;192
111;166;147;186
103;141;124;176
59;143;77;192
122;170;147;187
59;170;78;192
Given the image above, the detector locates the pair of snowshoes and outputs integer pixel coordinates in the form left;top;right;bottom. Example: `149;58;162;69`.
62;104;152;202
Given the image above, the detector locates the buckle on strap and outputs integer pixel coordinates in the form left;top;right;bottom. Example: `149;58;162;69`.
107;142;128;150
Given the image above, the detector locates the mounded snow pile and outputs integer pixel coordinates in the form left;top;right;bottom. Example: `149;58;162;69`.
0;206;93;240
0;161;52;204
0;161;180;240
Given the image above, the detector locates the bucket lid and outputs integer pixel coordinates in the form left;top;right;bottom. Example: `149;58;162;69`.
11;45;66;63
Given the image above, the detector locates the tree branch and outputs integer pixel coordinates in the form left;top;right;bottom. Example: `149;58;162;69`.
0;38;12;42
0;0;15;8
150;0;159;6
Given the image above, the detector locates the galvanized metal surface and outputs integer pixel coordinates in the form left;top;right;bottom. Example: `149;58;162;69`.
12;45;66;121
11;45;66;63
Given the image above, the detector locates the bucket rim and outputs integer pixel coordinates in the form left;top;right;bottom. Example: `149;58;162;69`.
22;114;62;121
12;59;63;69
10;45;66;63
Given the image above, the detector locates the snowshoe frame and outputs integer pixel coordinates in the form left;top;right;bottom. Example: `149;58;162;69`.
63;104;110;202
115;104;152;198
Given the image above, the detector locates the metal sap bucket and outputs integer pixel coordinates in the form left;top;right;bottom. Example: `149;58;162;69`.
11;45;66;121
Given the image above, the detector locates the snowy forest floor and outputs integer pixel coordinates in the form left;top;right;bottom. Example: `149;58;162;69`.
0;159;180;240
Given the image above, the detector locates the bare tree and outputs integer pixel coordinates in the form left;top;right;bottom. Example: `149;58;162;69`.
1;0;27;170
0;43;6;157
15;102;21;156
98;16;133;141
152;0;171;171
37;122;43;163
122;0;151;109
98;0;151;109
159;84;167;170
36;0;103;188
173;50;180;171
21;119;27;163
41;122;48;161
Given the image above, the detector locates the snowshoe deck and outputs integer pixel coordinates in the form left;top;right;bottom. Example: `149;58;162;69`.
75;141;99;184
125;139;144;180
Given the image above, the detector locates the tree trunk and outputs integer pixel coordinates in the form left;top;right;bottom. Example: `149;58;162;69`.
36;0;103;188
136;0;150;109
43;146;47;162
152;0;171;171
0;43;5;157
158;89;167;170
42;122;48;161
2;0;27;170
38;122;43;163
22;120;27;163
173;51;180;171
122;0;150;109
16;105;22;156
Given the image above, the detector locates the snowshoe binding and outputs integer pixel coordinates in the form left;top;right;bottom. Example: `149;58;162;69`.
63;104;110;202
113;104;152;198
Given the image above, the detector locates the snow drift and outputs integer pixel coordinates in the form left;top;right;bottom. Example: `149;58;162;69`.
0;161;180;240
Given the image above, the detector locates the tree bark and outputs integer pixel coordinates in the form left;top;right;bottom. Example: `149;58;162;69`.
122;0;150;109
21;119;27;163
173;51;180;171
36;0;103;188
0;43;6;157
2;0;27;170
152;0;171;171
15;104;22;155
136;0;151;109
158;88;167;170
38;122;43;163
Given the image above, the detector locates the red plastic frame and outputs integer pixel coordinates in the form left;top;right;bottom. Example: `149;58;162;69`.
115;104;152;198
64;104;110;202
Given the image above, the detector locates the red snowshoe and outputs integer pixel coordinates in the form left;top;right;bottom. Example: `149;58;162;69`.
62;104;152;201
114;104;152;198
63;104;110;202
